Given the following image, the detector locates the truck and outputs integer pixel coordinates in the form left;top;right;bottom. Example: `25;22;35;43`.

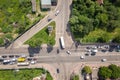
17;62;29;66
60;37;65;49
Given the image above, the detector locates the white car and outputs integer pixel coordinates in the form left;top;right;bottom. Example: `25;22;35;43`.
21;55;27;58
10;58;17;62
30;61;36;64
9;62;15;65
80;56;85;59
101;59;107;62
66;51;71;55
55;10;59;16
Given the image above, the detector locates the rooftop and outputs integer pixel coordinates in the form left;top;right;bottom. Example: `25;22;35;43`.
41;0;51;5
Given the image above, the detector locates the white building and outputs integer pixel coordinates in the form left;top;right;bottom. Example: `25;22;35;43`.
41;0;51;9
41;0;57;9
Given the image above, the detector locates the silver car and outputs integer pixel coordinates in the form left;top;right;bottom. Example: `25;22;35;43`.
101;59;107;62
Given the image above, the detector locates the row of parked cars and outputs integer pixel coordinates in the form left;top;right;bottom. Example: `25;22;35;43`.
0;55;37;65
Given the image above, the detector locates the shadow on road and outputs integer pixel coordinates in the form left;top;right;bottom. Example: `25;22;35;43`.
47;44;53;53
28;47;41;57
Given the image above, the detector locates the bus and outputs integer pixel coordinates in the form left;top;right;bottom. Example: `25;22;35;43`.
17;62;29;66
60;37;65;49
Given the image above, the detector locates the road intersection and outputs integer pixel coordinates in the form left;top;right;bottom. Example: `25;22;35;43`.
0;0;120;80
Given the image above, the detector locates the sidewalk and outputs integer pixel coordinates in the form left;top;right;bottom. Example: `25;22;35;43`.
70;62;120;80
0;63;57;80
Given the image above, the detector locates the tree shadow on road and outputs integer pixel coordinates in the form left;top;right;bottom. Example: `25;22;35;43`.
28;46;41;57
46;44;53;53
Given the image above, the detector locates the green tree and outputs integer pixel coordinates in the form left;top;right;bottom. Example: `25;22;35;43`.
96;13;108;27
69;15;79;25
108;64;120;79
113;28;120;43
98;66;112;79
82;66;92;74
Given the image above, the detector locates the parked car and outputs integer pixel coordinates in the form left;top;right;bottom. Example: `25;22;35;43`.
27;58;32;61
0;58;4;62
30;61;36;64
33;58;37;61
9;55;14;58
3;60;10;65
2;55;7;58
17;57;26;62
15;55;20;58
9;62;16;65
10;58;17;62
21;55;27;58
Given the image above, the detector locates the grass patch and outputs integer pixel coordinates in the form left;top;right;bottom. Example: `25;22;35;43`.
72;75;79;80
0;0;44;46
25;21;56;47
0;68;53;80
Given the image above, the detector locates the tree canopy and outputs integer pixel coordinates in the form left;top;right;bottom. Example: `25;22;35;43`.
70;0;120;43
98;64;120;79
109;64;120;79
98;66;112;79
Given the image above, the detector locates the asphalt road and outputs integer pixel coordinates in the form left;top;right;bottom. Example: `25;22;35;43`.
55;0;73;48
37;55;120;63
1;0;120;80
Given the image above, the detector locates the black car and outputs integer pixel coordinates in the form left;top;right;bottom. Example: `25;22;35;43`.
2;56;7;58
57;49;59;54
9;55;14;58
56;68;59;73
0;58;4;62
15;55;20;58
27;58;32;61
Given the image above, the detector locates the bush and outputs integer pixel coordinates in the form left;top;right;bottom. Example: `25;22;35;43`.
71;75;79;80
4;33;13;41
46;72;53;80
82;66;92;74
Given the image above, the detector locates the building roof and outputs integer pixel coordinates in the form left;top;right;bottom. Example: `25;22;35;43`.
41;0;51;5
